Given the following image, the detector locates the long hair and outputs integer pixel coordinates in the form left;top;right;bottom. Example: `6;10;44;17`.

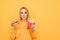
19;7;29;21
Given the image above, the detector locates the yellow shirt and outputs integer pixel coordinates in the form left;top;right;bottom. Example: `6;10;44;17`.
12;20;32;40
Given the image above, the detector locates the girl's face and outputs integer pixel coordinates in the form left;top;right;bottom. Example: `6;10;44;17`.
20;9;28;20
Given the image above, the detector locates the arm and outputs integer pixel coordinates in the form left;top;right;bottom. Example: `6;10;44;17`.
28;19;37;40
31;24;37;40
10;20;19;40
10;22;16;40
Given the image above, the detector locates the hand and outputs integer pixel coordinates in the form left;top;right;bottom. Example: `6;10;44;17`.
31;25;36;31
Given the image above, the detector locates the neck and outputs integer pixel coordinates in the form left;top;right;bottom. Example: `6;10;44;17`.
21;19;27;22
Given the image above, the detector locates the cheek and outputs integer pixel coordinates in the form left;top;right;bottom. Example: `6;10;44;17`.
25;14;27;17
20;14;23;17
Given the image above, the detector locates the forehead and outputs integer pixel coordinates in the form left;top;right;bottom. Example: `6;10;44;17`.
21;9;27;12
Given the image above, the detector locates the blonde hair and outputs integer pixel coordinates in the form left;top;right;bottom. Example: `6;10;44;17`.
19;7;29;21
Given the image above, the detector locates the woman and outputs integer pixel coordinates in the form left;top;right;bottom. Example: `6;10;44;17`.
11;7;36;40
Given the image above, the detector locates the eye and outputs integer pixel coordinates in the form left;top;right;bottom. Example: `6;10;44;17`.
21;12;23;14
25;12;27;14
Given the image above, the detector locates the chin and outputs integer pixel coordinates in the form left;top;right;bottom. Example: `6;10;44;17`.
22;18;26;20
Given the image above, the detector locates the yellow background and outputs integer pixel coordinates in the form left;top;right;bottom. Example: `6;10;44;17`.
0;0;60;40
